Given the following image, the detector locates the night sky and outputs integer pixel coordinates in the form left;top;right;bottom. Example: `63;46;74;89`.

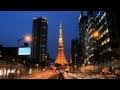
0;11;80;60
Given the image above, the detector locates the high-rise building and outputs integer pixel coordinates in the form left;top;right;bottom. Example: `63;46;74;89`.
97;11;120;63
93;11;111;64
79;11;109;65
31;17;48;67
107;11;120;57
79;11;120;65
71;38;81;68
84;11;96;65
79;11;89;66
92;11;120;64
55;22;68;66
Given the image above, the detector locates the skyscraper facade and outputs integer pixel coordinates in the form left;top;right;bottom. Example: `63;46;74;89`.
79;11;120;66
31;17;48;66
78;12;88;66
71;38;81;69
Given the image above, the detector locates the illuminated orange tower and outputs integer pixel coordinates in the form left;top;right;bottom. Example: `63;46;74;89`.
55;22;68;65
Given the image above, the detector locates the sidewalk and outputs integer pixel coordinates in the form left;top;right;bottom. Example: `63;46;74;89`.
67;72;117;79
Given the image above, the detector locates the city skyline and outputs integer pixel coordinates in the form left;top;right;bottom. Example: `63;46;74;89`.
0;11;80;59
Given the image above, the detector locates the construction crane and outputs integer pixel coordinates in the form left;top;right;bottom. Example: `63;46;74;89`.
17;38;24;47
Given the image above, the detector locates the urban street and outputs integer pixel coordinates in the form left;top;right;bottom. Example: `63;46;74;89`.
0;11;120;79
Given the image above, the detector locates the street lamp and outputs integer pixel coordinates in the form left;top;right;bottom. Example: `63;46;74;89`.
24;34;32;43
92;31;100;40
17;34;32;47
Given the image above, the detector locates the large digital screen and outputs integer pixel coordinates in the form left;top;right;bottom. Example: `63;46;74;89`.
18;47;31;55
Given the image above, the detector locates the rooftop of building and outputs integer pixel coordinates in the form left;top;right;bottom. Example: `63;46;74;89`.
33;17;47;20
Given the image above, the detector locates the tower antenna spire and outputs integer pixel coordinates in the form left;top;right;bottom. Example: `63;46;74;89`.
60;20;62;27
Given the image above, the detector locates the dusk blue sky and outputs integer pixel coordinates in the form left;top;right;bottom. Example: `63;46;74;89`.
0;11;80;60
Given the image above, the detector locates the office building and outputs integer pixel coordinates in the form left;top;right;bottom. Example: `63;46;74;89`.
79;11;120;65
31;17;48;67
71;38;82;69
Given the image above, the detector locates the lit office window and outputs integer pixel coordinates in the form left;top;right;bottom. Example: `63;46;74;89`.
91;48;95;51
43;27;46;28
101;42;103;46
87;46;89;49
99;19;101;23
89;35;92;40
88;29;92;34
104;39;107;44
108;47;112;51
99;12;106;23
105;28;109;33
103;30;106;35
104;21;107;25
98;25;103;31
107;38;110;42
99;28;109;39
100;33;104;38
101;12;106;21
96;12;101;18
85;38;87;41
43;20;47;23
101;40;106;46
86;29;89;33
91;54;94;57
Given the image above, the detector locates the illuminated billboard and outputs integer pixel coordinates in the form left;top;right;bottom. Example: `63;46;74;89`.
18;47;31;55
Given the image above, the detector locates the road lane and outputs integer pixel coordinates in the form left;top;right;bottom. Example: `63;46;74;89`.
49;74;59;79
19;70;59;79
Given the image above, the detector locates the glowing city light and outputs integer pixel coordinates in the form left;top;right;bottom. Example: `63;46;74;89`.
92;31;100;38
24;35;32;42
